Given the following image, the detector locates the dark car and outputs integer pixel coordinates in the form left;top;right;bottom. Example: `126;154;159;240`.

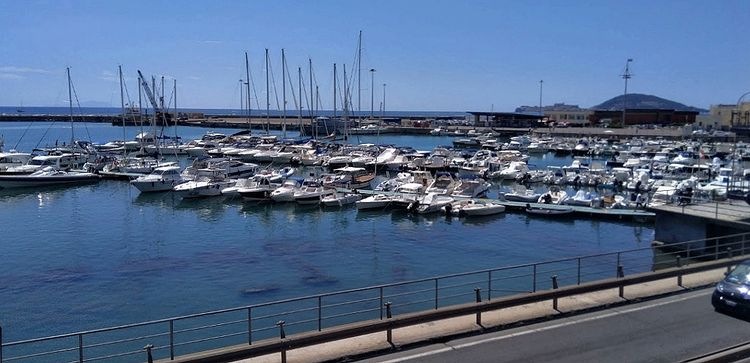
712;260;750;314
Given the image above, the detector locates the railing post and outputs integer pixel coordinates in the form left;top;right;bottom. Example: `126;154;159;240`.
169;319;174;360
475;288;482;326
532;264;537;292
577;258;582;285
487;271;492;301
618;265;625;298
385;302;393;345
318;296;323;331
247;308;253;345
434;278;439;310
677;256;683;287
78;333;84;363
379;287;384;319
615;253;621;278
551;275;559;311
743;234;747;255
276;321;287;363
143;344;154;363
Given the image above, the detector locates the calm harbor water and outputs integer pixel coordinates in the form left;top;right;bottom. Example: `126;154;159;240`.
0;122;655;342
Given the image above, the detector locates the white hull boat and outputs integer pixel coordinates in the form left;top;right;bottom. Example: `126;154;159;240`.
130;166;183;193
0;167;99;189
447;200;506;216
321;192;363;207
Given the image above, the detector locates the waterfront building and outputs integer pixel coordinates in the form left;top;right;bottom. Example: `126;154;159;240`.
710;102;750;130
468;111;543;128
588;109;698;127
516;103;591;127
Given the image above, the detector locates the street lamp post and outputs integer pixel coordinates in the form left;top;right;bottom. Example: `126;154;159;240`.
621;59;633;126
382;83;386;119
370;69;376;119
539;80;544;119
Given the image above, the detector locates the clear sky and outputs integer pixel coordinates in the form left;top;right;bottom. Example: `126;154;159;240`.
0;0;747;111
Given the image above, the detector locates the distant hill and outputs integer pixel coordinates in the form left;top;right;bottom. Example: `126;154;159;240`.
592;93;707;113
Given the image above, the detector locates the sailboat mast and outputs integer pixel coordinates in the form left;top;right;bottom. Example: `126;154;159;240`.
265;48;270;135
67;67;74;144
297;67;303;136
118;65;126;142
357;30;362;120
245;52;251;131
309;59;314;139
282;48;287;139
173;79;178;146
333;63;337;119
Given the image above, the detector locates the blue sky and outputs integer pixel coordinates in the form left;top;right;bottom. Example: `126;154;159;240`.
0;0;747;111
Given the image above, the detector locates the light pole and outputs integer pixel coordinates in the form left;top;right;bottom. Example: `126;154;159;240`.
621;59;633;126
370;69;376;119
538;80;544;119
382;83;386;119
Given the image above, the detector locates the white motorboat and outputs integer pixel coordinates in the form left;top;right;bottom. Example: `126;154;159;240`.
130;166;183;193
293;180;334;205
321;192;363;207
0;151;32;172
172;171;234;199
0;166;99;189
447;200;506;216
322;167;375;189
502;187;542;203
270;178;304;202
238;175;282;201
426;172;458;195
5;154;82;175
411;193;454;214
538;187;569;204
489;161;529;180
563;190;597;207
450;177;491;198
356;193;399;210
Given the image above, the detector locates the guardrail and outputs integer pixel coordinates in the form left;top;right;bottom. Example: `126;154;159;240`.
3;232;750;363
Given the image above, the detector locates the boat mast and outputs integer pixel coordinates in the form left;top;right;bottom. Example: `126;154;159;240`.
265;48;270;135
357;30;362;122
282;48;287;139
67;67;74;145
138;78;144;137
298;66;303;137
333;63;337;120
245;52;251;131
309;58;314;139
173;78;179;157
343;64;349;141
118;65;126;142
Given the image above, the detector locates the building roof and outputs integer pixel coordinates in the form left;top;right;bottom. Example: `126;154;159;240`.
467;111;542;119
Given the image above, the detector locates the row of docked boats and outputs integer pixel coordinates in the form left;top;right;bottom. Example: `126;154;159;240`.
2;129;748;212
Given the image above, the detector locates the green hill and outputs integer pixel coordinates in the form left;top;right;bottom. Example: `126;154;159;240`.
592;93;706;113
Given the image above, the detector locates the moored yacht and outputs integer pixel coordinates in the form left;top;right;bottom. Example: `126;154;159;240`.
130;166;183;193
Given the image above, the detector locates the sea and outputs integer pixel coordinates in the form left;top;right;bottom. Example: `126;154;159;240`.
0;119;655;345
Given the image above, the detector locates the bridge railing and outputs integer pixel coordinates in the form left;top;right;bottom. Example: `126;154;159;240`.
3;231;750;363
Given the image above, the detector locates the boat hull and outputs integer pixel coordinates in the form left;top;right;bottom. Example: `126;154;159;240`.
0;174;99;189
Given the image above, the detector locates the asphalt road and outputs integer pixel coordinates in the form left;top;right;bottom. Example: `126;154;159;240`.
360;288;750;363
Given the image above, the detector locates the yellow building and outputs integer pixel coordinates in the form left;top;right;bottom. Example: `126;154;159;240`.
710;102;750;129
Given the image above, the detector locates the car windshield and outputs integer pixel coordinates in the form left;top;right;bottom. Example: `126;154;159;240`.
726;262;750;284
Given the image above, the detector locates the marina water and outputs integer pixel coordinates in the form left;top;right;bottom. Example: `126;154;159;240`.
0;121;654;342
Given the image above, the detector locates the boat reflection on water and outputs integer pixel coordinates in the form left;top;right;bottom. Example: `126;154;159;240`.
174;197;229;222
132;191;179;208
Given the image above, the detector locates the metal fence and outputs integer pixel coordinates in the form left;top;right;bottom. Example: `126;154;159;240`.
3;231;750;363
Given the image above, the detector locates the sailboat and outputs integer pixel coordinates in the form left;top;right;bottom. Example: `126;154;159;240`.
0;68;100;189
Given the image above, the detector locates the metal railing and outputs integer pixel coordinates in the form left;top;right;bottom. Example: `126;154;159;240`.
3;232;750;363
